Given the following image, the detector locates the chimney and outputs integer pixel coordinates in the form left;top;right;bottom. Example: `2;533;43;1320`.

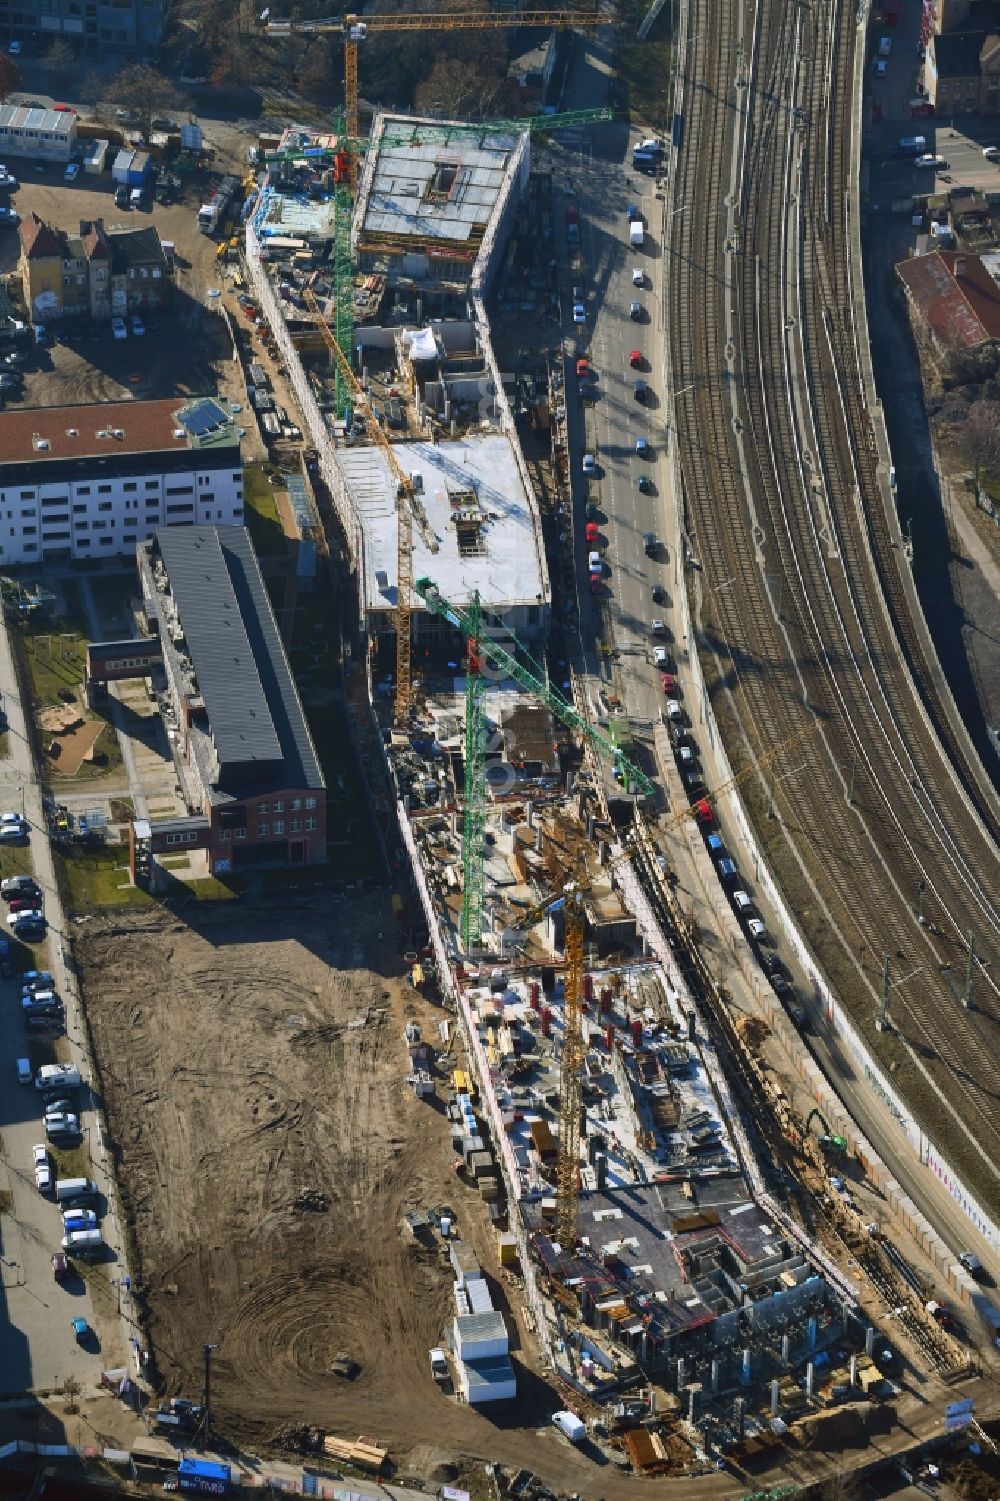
954;257;966;280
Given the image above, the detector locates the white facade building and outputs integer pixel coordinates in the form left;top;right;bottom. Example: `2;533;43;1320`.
0;398;244;567
0;105;77;163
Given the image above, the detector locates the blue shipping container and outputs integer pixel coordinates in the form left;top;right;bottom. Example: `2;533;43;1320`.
178;1457;231;1496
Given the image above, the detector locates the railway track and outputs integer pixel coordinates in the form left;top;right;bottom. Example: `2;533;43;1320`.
667;0;1000;1214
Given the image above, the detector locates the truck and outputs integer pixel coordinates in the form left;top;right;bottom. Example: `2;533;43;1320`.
197;175;240;236
629;220;644;249
897;135;927;157
36;1063;81;1091
429;1348;449;1384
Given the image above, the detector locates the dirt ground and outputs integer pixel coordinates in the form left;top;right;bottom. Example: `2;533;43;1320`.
0;167;240;411
73;892;638;1497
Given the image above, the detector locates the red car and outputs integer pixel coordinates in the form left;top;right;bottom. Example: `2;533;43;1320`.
576;357;593;379
53;104;76;113
693;798;713;824
8;895;36;913
52;1252;69;1281
589;574;602;595
629;349;643;369
565;204;578;225
660;673;677;694
585;521;600;543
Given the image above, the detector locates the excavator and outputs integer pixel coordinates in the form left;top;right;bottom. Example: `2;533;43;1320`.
804;1108;847;1158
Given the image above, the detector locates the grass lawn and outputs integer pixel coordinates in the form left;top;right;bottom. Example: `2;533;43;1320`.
22;626;87;709
58;845;152;914
243;463;289;558
185;876;242;901
0;840;35;883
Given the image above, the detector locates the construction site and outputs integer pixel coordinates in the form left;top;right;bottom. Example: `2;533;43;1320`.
20;7;995;1498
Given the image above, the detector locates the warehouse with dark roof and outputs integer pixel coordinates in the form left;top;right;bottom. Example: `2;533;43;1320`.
136;525;326;874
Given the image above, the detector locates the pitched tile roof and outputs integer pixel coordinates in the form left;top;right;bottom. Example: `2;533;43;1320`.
897;249;1000;351
18;211;64;261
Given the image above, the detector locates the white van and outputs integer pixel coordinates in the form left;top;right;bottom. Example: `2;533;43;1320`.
36;1063;81;1091
55;1177;98;1203
61;1228;103;1256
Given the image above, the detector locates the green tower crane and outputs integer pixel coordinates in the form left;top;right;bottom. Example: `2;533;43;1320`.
415;576;654;952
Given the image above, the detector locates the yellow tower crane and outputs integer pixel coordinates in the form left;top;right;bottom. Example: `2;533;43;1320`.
303;285;420;720
511;717;820;1251
264;10;597;138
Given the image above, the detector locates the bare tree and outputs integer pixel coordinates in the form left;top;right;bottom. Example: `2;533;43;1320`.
45;37;76;83
105;64;184;143
961;399;1000;491
62;1374;81;1414
0;54;21;103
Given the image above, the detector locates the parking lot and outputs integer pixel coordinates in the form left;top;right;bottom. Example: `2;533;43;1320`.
0;162;240;411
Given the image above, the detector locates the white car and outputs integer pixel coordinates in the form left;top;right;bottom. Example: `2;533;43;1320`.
984;145;1000;160
0;824;26;843
732;889;753;914
131;314;145;336
653;647;670;670
572;302;586;324
16;1057;31;1085
914;154;946;169
582;453;596;475
9;908;44;929
651;618;666;635
33;1145;52;1193
111;316;127;340
632;267;644;287
587;550;602;572
63;163;80;182
664;697;682;721
873;58;887;77
44;1112;79;1138
0;811;23;825
746;917;767;942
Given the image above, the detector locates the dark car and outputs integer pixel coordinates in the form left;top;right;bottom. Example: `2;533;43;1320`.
652;584;666;604
114;185;129;208
634;378;647;402
643;532;658;557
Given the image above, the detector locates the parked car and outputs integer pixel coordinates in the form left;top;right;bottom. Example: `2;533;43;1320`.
114;185;129;208
632;267;644;286
111;317;127;340
63;163;80;182
984;145;1000;160
635;437;650;456
634;378;647;402
62;1209;98;1231
33;1145;52;1193
643;531;657;556
130;314;144;336
9;908;45;929
582;453;596;475
629;348;643;368
0;821;27;844
52;1252;69;1281
15;1057;31;1085
572;302;586;324
638;474;653;493
22;969;54;991
5;877;40;903
44;1112;80;1139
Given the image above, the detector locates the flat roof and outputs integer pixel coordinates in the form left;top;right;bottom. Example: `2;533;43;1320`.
256;187;336;240
0;103;74;136
152;527;323;791
0;398;238;468
339;434;545;612
362;117;520;244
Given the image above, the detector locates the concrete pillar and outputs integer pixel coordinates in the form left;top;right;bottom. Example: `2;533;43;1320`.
535;824;543;853
741;1347;751;1386
688;1385;698;1424
710;1359;720;1394
676;1358;686;1393
641;1332;649;1364
865;1325;875;1357
807;1316;817;1351
781;1334;790;1367
525;799;535;828
770;1378;779;1417
850;1354;858;1387
648;1385;656;1415
805;1361;814;1400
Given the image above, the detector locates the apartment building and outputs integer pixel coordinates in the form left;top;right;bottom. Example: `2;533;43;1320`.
0;397;244;566
1;0;167;58
19;213;171;324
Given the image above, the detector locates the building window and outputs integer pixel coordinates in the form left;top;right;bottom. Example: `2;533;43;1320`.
290;818;302;833
273;819;284;835
291;798;301;811
234;827;246;839
75;521;89;531
98;484;112;494
258;821;269;837
258;802;269;814
73;504;87;514
98;501;113;512
305;796;316;809
123;481;137;492
273;800;284;813
220;828;231;841
145;479;158;489
305;816;317;832
77;486;91;496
